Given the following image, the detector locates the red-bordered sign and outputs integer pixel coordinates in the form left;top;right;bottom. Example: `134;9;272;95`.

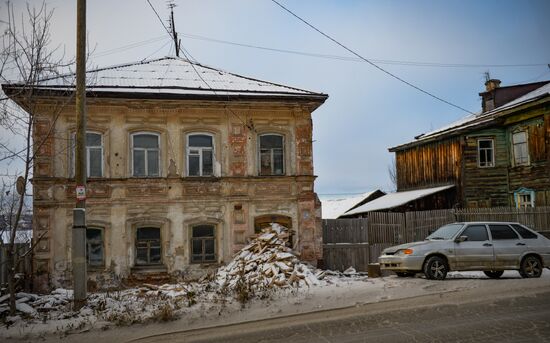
76;185;86;201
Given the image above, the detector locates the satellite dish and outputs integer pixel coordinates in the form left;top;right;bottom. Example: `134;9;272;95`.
16;176;25;196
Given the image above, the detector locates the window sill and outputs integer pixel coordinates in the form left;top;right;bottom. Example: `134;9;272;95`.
131;264;167;273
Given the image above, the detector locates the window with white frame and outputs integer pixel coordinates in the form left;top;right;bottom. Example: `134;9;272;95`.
477;139;494;167
132;133;160;177
70;132;103;177
187;134;213;176
259;134;284;175
512;131;529;166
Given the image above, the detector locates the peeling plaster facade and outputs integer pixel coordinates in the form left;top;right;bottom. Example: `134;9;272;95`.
4;58;328;292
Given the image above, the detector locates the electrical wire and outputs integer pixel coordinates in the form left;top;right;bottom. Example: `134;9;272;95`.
179;32;548;69
145;0;252;130
270;0;476;115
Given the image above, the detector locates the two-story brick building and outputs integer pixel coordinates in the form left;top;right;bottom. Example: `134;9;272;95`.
389;79;550;210
2;57;328;291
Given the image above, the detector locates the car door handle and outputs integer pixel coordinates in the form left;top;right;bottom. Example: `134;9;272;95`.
516;242;526;246
483;243;492;247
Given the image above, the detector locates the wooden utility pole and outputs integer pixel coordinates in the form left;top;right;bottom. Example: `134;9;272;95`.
72;0;87;310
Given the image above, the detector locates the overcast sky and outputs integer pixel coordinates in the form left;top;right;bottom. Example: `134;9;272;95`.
3;0;550;197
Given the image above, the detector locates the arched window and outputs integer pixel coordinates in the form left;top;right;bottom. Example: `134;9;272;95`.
131;132;160;177
70;132;103;178
135;227;161;265
186;133;214;176
86;227;104;267
258;134;284;175
191;224;216;263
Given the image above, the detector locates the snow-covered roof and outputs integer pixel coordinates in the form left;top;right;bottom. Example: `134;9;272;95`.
5;57;327;101
321;190;383;219
344;185;454;215
390;81;550;151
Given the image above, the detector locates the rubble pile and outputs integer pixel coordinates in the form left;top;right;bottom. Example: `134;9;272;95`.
0;289;72;317
216;224;323;293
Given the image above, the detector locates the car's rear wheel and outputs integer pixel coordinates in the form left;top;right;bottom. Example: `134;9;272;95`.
395;272;415;277
519;255;543;278
423;256;448;280
483;270;504;279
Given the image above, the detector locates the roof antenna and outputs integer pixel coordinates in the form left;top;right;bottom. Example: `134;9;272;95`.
167;1;180;57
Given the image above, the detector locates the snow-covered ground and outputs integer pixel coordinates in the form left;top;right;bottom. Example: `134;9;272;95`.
1;270;549;342
2;224;550;342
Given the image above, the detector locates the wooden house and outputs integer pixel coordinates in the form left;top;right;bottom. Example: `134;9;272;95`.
389;79;550;209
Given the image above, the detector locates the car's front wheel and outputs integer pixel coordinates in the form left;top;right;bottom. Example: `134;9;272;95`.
483;270;504;279
519;255;543;278
423;256;448;280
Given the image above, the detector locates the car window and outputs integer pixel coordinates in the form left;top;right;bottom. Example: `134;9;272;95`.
426;224;464;240
461;225;489;241
489;225;519;240
511;224;538;239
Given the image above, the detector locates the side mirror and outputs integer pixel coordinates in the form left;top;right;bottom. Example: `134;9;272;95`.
455;235;468;243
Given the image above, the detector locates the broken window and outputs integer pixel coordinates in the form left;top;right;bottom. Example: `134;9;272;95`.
187;134;214;176
86;227;104;267
132;133;160;177
259;134;284;175
477;139;494;167
191;225;216;263
135;227;161;265
70;132;103;178
512;131;529;166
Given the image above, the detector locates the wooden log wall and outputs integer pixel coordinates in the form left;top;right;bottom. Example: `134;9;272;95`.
395;137;462;191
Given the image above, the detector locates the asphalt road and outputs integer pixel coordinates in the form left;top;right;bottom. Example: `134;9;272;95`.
137;289;550;343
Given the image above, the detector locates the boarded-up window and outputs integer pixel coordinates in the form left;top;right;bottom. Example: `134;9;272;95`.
477;139;494;167
512;131;529;165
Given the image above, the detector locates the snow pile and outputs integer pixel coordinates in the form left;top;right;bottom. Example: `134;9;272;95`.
216;224;322;295
0;289;72;317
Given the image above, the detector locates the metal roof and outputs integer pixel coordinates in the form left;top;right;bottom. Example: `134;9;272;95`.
389;81;550;151
10;57;327;101
344;185;455;215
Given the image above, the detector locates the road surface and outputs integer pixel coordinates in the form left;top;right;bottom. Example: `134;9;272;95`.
133;285;550;343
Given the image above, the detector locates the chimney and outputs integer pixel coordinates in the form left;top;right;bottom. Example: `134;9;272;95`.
484;79;501;92
480;79;501;112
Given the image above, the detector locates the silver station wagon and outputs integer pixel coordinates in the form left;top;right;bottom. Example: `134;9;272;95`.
379;222;550;280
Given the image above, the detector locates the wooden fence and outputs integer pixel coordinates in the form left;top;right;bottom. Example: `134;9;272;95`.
322;207;550;272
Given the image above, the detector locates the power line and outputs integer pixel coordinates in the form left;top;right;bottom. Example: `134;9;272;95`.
144;0;252;130
270;0;476;115
179;32;548;69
